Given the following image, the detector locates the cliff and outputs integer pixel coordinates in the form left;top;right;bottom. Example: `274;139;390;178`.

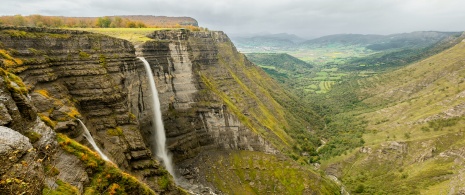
0;26;338;194
0;26;180;194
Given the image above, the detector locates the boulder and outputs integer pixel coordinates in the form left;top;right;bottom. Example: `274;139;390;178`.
0;126;33;175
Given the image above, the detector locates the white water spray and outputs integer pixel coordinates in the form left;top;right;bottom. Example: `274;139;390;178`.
138;57;176;180
77;119;111;162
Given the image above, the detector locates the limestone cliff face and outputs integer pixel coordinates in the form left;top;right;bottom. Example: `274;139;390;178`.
0;26;178;194
0;26;282;193
135;30;339;193
0;27;337;194
137;30;284;163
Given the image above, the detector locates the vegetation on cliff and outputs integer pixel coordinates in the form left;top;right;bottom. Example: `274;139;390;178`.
197;39;325;163
56;133;159;195
0;15;198;29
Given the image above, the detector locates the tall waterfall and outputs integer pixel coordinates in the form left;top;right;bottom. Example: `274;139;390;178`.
77;119;111;162
138;57;176;180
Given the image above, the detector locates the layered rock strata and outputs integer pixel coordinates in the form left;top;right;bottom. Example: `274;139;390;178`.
0;27;177;193
0;26;330;194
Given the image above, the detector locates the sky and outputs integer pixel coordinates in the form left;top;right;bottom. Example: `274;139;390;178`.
1;0;465;38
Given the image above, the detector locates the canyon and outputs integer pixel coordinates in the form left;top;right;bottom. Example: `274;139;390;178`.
0;27;338;194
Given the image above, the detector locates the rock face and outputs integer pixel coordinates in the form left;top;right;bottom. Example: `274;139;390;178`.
0;27;336;194
0;26;177;193
138;30;291;164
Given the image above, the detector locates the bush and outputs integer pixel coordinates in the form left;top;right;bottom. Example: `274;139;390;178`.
354;184;365;193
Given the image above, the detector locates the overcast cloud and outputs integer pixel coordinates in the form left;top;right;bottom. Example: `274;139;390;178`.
1;0;464;38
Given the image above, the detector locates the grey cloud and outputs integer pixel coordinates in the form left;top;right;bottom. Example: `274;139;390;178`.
1;0;464;38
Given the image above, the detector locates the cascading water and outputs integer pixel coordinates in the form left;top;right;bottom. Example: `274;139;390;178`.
138;57;176;180
77;119;111;162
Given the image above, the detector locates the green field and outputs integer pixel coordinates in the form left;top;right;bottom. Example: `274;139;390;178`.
289;44;374;66
71;28;174;44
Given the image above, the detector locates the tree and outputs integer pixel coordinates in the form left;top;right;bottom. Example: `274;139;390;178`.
96;17;112;28
111;17;123;27
136;22;146;28
126;21;136;28
12;15;26;26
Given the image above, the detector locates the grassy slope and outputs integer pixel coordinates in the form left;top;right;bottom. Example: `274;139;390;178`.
72;28;171;44
197;151;339;194
199;40;324;157
323;36;465;194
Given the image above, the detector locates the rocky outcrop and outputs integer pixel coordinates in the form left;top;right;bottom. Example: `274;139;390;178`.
0;69;57;194
0;126;33;176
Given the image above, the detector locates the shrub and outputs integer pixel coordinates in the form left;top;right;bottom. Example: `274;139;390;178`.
38;114;57;128
78;51;90;59
42;179;79;195
354;184;365;193
23;131;42;143
106;127;123;136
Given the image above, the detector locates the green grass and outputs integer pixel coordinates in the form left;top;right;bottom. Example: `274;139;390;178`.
0;68;28;95
72;28;172;44
202;151;340;194
289;44;373;66
42;179;79;195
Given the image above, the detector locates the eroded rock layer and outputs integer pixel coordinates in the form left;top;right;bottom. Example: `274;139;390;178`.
138;30;283;164
0;26;338;194
0;26;178;193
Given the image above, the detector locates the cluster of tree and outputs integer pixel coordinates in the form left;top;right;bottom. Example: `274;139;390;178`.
0;15;199;29
95;16;146;28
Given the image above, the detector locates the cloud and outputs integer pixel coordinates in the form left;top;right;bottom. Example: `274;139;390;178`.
1;0;464;38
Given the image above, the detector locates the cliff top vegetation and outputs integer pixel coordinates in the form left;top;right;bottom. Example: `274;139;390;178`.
0;14;201;30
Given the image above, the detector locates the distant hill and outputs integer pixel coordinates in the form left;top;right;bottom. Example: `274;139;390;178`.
343;31;463;70
300;34;384;46
230;33;305;52
300;31;459;49
232;31;460;54
246;53;313;70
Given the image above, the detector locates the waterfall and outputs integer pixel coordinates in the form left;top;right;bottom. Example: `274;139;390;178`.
77;119;111;162
138;57;176;180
